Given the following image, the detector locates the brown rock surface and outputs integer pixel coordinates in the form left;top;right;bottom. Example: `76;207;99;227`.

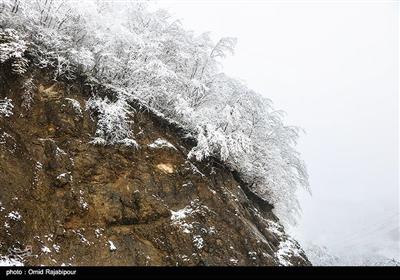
0;67;310;266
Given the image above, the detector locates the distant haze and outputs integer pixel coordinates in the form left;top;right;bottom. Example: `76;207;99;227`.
153;0;399;259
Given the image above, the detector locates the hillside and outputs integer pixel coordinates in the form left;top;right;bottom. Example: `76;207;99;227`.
0;1;310;266
0;64;309;265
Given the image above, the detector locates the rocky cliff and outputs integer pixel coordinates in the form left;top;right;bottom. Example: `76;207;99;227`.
0;65;310;266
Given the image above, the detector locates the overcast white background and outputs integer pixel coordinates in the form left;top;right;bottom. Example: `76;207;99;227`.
152;0;399;260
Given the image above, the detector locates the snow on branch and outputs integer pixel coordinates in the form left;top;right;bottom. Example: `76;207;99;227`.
0;0;309;225
0;98;13;117
0;28;28;74
86;96;138;148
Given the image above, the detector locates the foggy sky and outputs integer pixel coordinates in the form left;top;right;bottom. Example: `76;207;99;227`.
153;0;399;259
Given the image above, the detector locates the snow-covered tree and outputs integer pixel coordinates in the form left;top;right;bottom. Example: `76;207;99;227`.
86;96;138;148
304;242;400;266
0;28;28;74
0;0;309;225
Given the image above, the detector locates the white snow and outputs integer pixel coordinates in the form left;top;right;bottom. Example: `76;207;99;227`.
0;28;28;75
148;138;177;150
56;172;70;180
170;201;213;234
193;235;204;249
79;194;89;210
86;97;138;147
0;1;311;226
108;240;117;251
180;223;193;234
208;226;216;234
77;231;91;245
171;207;195;234
182;182;193;188
0;256;23;266
95;228;103;238
55;146;67;157
171;206;194;221
276;237;304;266
41;246;51;254
186;161;205;177
248;251;257;260
304;242;400;266
52;244;61;253
178;254;190;262
266;220;284;236
0;98;14;117
81;201;88;210
7;211;21;221
44;234;53;241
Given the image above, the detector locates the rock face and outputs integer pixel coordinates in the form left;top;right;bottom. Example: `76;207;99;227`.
0;67;310;266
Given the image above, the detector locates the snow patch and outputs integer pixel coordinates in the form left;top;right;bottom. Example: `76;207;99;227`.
108;240;117;251
193;235;204;249
7;211;21;221
248;251;257;260
148;138;177;150
55;146;67;158
266;220;284;236
56;172;70;180
79;190;88;210
170;200;213;234
41;246;51;254
52;244;61;253
171;206;194;221
76;230;91;245
0;256;23;266
276;237;304;266
95;228;104;238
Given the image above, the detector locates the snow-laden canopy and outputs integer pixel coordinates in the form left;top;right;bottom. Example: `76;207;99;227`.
0;0;310;225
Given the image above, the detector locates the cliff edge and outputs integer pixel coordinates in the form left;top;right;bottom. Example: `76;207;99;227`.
0;64;310;266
